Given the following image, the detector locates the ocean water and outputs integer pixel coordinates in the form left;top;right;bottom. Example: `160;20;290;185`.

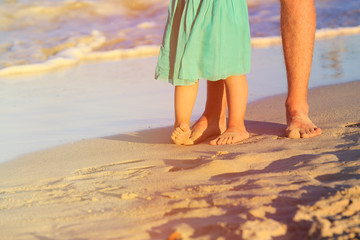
0;0;359;75
0;0;360;163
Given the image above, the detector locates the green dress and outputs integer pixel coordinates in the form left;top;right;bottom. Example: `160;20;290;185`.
155;0;251;86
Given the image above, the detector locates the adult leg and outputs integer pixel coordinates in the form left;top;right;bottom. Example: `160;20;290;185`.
210;75;249;145
281;0;322;138
188;80;227;144
172;81;199;145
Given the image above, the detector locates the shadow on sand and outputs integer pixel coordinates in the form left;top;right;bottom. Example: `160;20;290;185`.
101;120;287;144
148;129;360;240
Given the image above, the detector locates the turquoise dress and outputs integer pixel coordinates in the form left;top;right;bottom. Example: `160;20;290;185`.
155;0;251;86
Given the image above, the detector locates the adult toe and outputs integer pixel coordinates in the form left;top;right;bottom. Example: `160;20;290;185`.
286;128;301;139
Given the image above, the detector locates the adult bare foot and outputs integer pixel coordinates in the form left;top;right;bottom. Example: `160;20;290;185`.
187;114;227;145
171;123;192;145
209;128;249;145
286;108;322;139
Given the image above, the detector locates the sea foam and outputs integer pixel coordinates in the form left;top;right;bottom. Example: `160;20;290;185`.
1;25;359;76
251;25;360;47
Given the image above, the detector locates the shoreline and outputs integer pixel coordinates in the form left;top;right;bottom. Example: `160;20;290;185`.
0;80;359;239
1;33;360;163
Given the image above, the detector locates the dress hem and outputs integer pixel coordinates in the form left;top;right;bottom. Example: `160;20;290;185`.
155;69;251;86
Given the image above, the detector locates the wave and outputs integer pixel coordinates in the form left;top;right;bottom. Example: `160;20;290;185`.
1;25;360;77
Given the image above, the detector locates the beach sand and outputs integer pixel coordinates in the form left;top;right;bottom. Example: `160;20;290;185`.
0;78;359;239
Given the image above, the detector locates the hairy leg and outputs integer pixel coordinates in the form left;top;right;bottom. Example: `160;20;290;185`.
210;75;249;145
172;81;199;145
187;80;227;144
281;0;322;138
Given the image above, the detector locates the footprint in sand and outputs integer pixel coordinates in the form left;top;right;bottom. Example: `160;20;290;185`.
345;122;360;128
69;159;152;181
294;186;360;239
164;151;246;172
67;160;154;200
164;157;210;172
0;159;155;211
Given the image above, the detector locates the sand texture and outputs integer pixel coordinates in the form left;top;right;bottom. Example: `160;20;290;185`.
0;81;360;240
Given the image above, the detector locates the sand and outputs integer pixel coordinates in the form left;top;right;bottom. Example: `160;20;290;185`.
0;33;359;240
0;78;359;239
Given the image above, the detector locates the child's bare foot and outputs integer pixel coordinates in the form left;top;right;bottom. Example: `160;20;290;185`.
187;114;227;145
286;108;322;139
209;128;249;145
171;123;192;145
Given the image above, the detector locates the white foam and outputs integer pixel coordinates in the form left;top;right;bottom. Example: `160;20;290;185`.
251;25;360;47
84;45;160;61
0;45;160;76
136;22;156;29
2;25;360;77
316;25;360;39
247;0;278;7
251;36;282;48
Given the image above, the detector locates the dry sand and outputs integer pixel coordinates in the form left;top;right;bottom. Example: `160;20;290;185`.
0;80;360;240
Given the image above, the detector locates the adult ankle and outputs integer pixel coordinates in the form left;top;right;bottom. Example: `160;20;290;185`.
285;98;309;115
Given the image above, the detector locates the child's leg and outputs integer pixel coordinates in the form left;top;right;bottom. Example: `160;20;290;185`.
172;81;199;145
210;75;249;145
188;80;227;145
